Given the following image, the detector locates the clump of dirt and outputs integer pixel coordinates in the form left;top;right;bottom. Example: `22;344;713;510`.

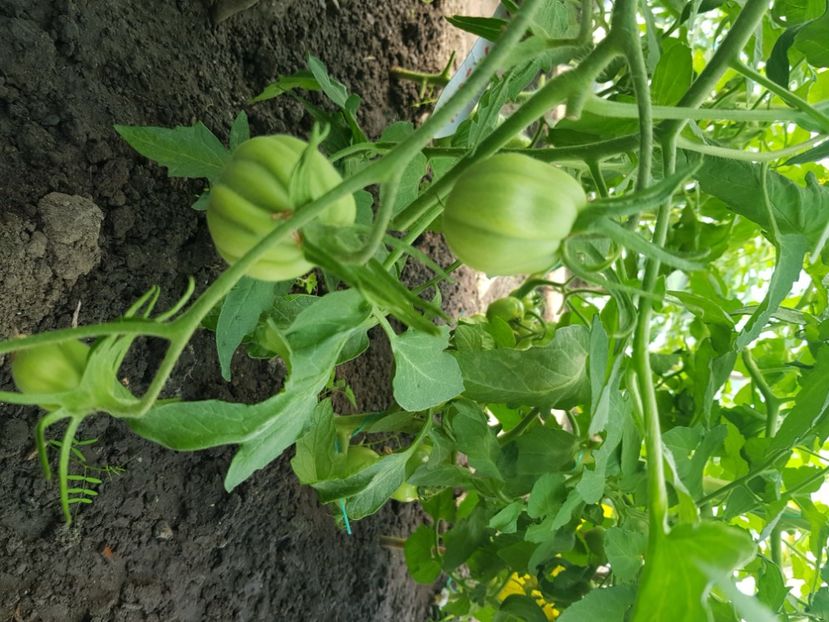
0;0;488;619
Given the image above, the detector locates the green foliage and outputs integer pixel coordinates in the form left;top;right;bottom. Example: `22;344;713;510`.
5;2;829;620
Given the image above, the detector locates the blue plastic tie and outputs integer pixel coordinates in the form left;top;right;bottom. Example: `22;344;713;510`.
338;498;352;535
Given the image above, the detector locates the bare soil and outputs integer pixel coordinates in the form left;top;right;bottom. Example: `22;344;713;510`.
0;1;490;620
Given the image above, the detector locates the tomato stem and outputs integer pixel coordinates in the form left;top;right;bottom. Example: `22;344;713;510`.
0;319;174;357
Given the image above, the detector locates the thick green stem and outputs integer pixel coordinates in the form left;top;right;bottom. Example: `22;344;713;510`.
577;0;593;45
743;348;783;565
659;0;771;139
633;133;680;544
730;60;829;133
619;9;652;190
677;135;824;162
742;350;781;437
498;409;541;446
0;320;174;357
584;96;814;124
611;0;669;544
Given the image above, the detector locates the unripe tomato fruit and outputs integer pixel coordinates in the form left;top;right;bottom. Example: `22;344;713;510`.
344;445;380;474
206;135;356;282
442;154;586;276
486;296;525;323
390;481;418;503
11;340;90;410
342;445;418;501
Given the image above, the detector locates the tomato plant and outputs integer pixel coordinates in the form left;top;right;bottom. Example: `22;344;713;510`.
4;0;829;619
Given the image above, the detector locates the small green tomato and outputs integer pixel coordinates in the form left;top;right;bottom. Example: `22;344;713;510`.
11;341;90;410
343;445;381;474
486;296;525;324
206;135;356;282
442;153;587;276
390;481;418;503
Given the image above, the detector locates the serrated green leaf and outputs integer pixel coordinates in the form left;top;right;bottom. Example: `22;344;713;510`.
216;277;276;381
445;15;506;40
115;123;229;180
515;428;577;475
489;501;523;534
307;54;349;108
443;506;490;571
737;237;808;349
251;71;320;103
605;526;647;583
696;157;829;247
767;27;800;87
290;399;340;484
632;522;756;622
558;585;636;622
795;10;829;67
312;418;430;520
454;325;590;408
389;326;465;412
229;110;250;150
652;40;693;105
771;346;829;451
495;595;548;622
451;400;502;481
132;290;370;491
528;473;566;519
405;525;442;584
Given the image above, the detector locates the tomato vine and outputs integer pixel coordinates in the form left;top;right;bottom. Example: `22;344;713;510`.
4;0;829;618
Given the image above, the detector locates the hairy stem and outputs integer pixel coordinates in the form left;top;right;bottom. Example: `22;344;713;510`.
730;59;829;133
676;135;824;162
583;96;815;124
659;0;771;139
0;320;174;357
743;348;783;564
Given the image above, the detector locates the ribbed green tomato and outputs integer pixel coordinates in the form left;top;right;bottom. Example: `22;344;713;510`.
442;154;587;276
11;341;90;410
206;135;356;282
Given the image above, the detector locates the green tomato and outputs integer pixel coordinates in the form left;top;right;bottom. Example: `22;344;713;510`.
11;341;90;410
486;296;525;323
342;445;419;502
343;445;380;475
206;135;356;282
442;154;587;276
390;481;418;503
